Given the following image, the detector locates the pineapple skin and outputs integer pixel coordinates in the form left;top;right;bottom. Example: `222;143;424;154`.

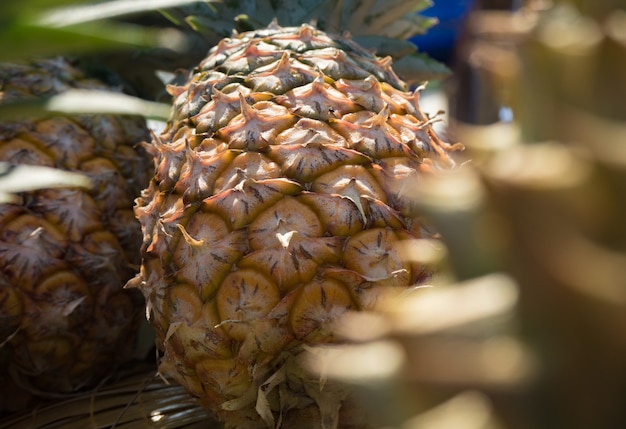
133;24;459;428
0;58;152;396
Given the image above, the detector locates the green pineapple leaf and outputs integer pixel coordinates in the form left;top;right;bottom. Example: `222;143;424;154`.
152;0;449;82
353;36;419;58
393;52;452;84
160;0;438;39
358;0;435;36
381;12;438;39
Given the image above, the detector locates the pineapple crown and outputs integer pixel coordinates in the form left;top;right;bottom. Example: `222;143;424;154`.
161;0;450;84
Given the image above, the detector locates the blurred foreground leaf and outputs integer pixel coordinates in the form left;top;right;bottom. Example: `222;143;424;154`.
0;163;91;204
0;0;209;61
0;89;171;121
37;0;214;27
0;22;186;61
305;273;533;428
0;0;80;17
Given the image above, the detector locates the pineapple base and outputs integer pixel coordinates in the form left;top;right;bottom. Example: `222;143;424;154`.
160;345;368;429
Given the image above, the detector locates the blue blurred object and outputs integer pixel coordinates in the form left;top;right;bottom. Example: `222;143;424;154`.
409;0;477;64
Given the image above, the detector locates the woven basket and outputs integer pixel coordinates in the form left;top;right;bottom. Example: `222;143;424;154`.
0;366;217;429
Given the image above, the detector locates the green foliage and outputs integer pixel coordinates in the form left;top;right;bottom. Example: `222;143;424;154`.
0;0;78;18
162;0;445;83
0;0;211;61
167;0;436;40
394;52;451;82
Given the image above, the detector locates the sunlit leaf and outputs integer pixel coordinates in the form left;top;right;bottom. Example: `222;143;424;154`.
37;0;214;27
0;0;200;61
0;163;91;197
0;89;171;121
0;0;82;18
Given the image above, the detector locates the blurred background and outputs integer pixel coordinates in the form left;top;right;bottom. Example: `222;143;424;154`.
332;1;626;429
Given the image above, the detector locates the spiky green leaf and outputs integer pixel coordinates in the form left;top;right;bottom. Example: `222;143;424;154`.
393;52;452;84
363;0;433;35
162;0;436;37
353;36;418;57
380;13;438;39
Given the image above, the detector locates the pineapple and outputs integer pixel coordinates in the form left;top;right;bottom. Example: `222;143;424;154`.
132;23;462;428
0;58;151;400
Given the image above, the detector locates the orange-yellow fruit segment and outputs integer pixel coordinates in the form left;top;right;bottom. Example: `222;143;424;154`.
216;269;281;341
290;277;354;342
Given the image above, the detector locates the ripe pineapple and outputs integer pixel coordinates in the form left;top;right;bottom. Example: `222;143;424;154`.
0;58;151;399
132;23;461;428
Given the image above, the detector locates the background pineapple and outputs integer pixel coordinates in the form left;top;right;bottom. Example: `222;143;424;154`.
0;57;152;408
131;20;462;429
0;0;192;413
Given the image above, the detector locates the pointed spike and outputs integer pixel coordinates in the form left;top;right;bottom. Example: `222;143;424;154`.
124;274;141;289
370;104;390;128
239;91;255;121
379;56;393;69
150;129;167;150
176;223;204;247
276;51;291;71
268;17;280;29
311;73;326;91
298;23;315;41
214;37;234;55
166;84;185;98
